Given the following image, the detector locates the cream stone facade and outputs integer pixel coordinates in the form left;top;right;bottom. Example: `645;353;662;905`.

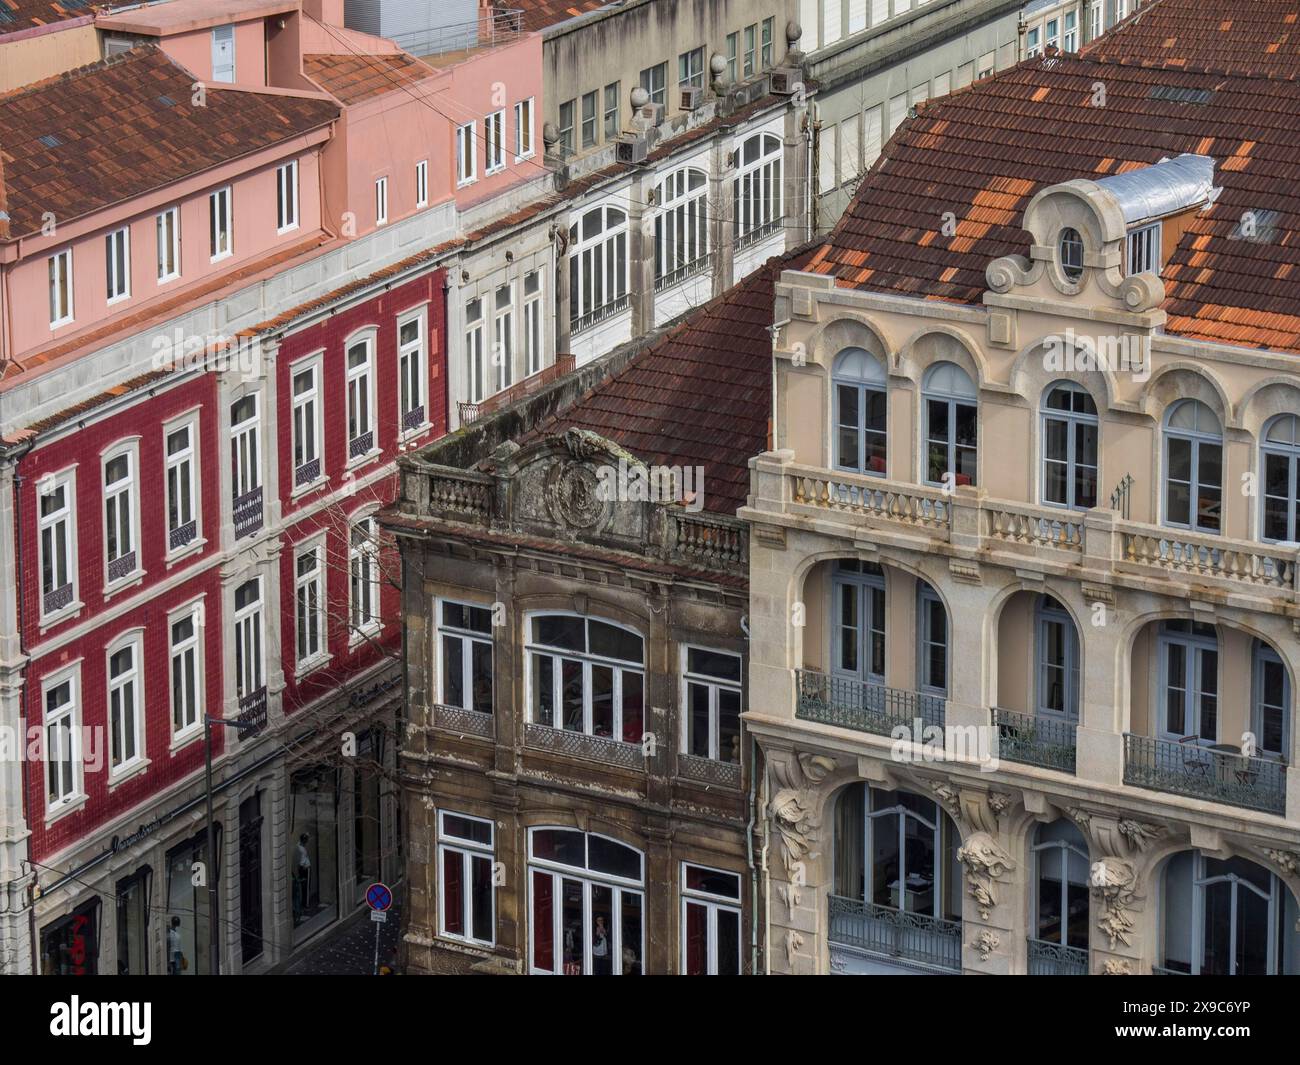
740;165;1300;975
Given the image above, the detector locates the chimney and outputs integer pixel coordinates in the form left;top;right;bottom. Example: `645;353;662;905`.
302;0;344;26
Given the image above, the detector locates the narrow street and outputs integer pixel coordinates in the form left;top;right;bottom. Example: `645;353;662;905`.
281;904;403;976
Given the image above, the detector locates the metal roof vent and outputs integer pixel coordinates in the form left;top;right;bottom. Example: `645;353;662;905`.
1094;153;1218;226
37;134;62;148
1148;85;1215;105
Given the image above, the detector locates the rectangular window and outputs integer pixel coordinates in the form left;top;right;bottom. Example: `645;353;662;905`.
234;578;264;700
415;159;428;207
872;0;889;28
346;336;375;459
527;615;645;743
558;101;575;154
165;419;199;551
761;17;775;67
725;32;738;82
743;25;756;77
465;297;485;404
602;83;620;141
105;227;130;303
43;671;80;809
515;97;534;158
579;92;597;148
523;270;543;377
291;362;321;487
494;283;514;394
823;0;842;45
888;93;906;132
456;122;477;183
485;110;505;172
1064;11;1078;51
230;395;262;540
295;544;325;667
374;177;388;226
211;24;235;82
277;161;299;231
103;447;139;584
1046;18;1060;50
170;606;202;738
438;811;495;945
439;601;494;714
677;47;704;89
49;249;73;326
681;863;742;976
349;517;380;636
398;309;427;432
638;63;666;106
864;105;883;168
209;186;232;260
1126;221;1161;275
839;117;860;185
682;647;742;764
108;638;143;775
801;0;819;49
156;206;180;282
849;0;868;34
1090;2;1102;41
1027;26;1041;57
38;473;76;618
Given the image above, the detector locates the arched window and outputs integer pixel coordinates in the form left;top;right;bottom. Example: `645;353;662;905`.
1030;819;1089;974
833;347;887;476
1156;619;1219;742
917;581;948;696
1036;595;1079;719
732;132;782;248
831;783;962;970
1164;399;1222;533
1162;851;1300;975
1252;640;1290;758
528;828;644;975
568;205;628;334
525;614;644;743
922;361;977;487
1261;413;1300;543
654;167;709;288
1041;382;1098;509
1059;227;1084;280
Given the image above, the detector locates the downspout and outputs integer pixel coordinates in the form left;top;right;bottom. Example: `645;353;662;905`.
9;440;35;972
759;748;771;975
747;731;759;975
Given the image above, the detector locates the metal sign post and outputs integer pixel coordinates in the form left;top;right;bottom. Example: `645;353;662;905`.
365;883;393;975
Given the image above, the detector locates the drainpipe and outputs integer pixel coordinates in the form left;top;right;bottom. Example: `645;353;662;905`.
746;731;758;975
759;755;771;975
10;440;35;973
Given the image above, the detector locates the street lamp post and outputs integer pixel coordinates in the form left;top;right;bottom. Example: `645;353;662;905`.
204;713;258;975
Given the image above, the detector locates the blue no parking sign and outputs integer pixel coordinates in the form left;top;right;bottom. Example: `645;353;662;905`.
366;883;393;912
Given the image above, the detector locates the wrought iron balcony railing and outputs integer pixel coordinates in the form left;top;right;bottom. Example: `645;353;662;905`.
678;752;741;789
524;722;645;770
994;708;1078;773
796;669;945;738
233;485;264;540
432;703;494;739
1123;733;1286;815
828;894;961;971
1027;937;1088;975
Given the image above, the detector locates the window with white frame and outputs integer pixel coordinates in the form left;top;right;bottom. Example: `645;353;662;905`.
523;271;543;377
1041;382;1098;509
638;62;666;105
603;84;619;141
230;394;261;504
1163;399;1222;533
49;249;73;327
581;91;598;149
485;110;505;172
743;24;756;76
165;418;199;551
346;334;375;459
1261;413;1300;543
823;0;842;44
291;361;321;487
156;206;180;282
170;605;203;738
211;24;235;82
558;100;575;154
456;122;477;185
209;186;232;260
833;347;888;475
568;205;628;333
415;159;428;208
682;647;741;764
295;543;326;667
375;177;388;226
43;670;81;810
277;161;299;232
234;577;264;700
922;361;978;488
1064;10;1078;51
439;601;493;713
515;97;534;158
528;828;644;975
1046;18;1059;50
681;864;741;975
732;133;783;247
527;614;644;743
103;445;139;584
725;31;738;82
465;297;486;404
832;559;886;683
493;283;514;393
398;309;427;432
439;812;495;945
1126;221;1161;275
105;227;130;303
654;167;709;289
1090;1;1102;40
678;46;704;89
38;472;76;617
761;17;774;66
107;636;143;774
349;516;380;636
1026;26;1041;56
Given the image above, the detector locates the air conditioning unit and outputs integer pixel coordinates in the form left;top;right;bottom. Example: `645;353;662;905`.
615;134;650;164
639;102;665;125
680;85;704;111
770;67;802;95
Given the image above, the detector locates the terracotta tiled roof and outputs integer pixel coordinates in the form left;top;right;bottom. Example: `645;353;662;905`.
532;244;819;515
0;0;93;33
1085;0;1300;77
807;53;1300;353
0;44;338;240
303;52;433;105
512;0;608;31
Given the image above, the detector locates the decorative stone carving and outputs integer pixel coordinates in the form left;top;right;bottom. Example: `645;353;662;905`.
770;753;837;908
927;780;962;820
987;791;1013;818
1065;806;1092;831
1117;819;1166;852
956;832;1016;921
975;930;1000;962
544;461;606;529
784;929;804;967
1091;856;1140;950
1101;959;1132;976
1261;848;1300;877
